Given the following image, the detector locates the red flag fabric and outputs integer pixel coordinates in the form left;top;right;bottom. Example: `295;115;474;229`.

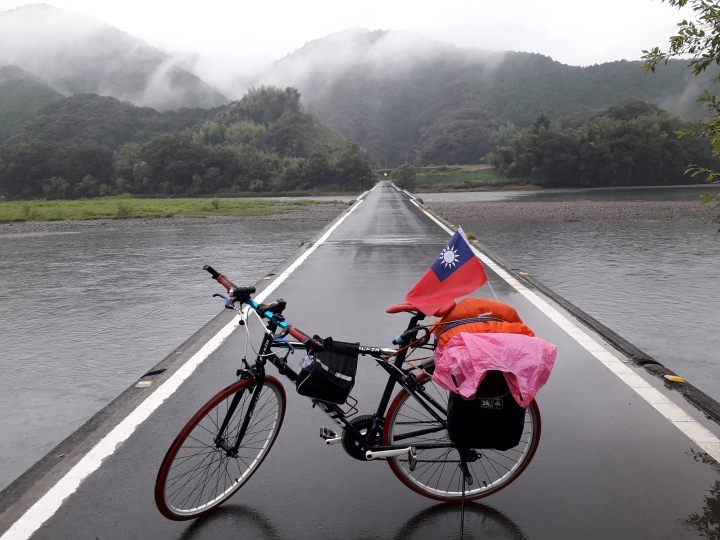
405;228;488;316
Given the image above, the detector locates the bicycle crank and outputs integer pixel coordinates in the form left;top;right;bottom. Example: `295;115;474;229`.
341;415;383;461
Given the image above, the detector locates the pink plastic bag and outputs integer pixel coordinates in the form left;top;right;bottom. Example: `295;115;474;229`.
433;332;557;407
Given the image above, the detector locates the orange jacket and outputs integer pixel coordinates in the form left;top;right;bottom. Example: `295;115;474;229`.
433;298;534;349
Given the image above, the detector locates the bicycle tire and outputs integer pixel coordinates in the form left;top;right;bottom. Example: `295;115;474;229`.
155;376;286;520
383;374;541;502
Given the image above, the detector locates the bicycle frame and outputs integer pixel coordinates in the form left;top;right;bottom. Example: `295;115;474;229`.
218;308;452;457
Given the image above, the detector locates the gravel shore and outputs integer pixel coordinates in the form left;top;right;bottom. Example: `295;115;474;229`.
0;203;348;235
431;200;712;222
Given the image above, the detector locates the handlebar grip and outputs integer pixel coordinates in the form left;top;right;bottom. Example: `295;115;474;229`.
203;265;220;279
205;264;236;289
288;326;323;351
204;265;255;297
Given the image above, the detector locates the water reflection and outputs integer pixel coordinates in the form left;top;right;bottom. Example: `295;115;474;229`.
176;502;527;540
686;450;720;540
391;503;528;540
179;505;283;540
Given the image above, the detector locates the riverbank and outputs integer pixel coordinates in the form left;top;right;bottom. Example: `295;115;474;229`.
0;197;348;224
431;200;712;221
0;203;348;235
411;166;533;193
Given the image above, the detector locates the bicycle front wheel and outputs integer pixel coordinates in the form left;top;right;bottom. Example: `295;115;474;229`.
155;376;286;520
383;374;541;502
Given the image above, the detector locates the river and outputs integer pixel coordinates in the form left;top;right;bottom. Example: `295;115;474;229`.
0;221;328;491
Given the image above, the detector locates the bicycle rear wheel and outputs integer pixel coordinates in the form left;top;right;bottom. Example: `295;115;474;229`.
383;374;541;502
155;376;286;520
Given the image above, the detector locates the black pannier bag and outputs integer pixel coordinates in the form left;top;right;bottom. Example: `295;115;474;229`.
447;370;526;451
295;338;359;404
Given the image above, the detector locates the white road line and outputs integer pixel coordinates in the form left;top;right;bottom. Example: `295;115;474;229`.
1;195;370;540
408;198;720;461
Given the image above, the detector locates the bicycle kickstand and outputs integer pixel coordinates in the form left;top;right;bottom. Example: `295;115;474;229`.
458;452;474;539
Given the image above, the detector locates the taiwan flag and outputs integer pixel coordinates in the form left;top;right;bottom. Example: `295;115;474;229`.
405;228;488;316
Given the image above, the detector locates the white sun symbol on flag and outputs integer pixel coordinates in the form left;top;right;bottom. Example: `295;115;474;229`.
439;246;460;268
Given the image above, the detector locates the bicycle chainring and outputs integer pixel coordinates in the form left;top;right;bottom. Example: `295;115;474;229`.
341;415;383;461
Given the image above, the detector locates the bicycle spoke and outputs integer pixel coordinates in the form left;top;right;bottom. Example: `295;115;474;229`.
169;451;223;505
157;379;285;517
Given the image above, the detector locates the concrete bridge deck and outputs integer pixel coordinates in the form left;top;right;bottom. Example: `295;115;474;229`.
1;182;719;539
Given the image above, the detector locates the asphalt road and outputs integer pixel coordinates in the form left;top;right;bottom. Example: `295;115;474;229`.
2;182;720;540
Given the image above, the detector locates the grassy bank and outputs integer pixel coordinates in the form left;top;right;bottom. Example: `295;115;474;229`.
412;166;538;192
0;197;337;223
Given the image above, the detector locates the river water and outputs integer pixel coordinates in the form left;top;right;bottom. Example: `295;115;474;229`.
0;221;327;491
424;186;720;404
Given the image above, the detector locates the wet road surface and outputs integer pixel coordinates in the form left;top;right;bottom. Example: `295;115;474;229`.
2;183;720;539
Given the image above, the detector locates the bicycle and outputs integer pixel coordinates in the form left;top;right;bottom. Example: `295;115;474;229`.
155;265;542;520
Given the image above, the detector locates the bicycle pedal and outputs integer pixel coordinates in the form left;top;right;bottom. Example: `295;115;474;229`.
319;427;341;445
408;447;418;472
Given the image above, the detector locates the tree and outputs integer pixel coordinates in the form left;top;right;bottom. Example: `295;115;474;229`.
42;177;71;199
73;175;99;198
335;140;375;190
486;104;712;188
641;0;720;226
391;164;417;190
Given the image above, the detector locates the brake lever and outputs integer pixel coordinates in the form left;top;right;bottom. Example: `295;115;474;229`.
213;293;235;309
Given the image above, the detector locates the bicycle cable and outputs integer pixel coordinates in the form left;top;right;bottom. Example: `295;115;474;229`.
241;306;280;360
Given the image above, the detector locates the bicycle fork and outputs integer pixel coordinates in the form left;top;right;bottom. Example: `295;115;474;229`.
215;370;266;458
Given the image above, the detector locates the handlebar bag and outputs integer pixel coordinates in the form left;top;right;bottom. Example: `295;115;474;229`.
296;337;359;404
447;370;526;450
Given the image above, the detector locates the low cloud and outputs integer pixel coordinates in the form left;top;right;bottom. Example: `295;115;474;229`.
0;4;226;110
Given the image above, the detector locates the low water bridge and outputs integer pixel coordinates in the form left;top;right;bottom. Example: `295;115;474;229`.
1;182;719;539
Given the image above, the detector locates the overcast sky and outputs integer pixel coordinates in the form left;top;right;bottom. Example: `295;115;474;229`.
0;0;688;70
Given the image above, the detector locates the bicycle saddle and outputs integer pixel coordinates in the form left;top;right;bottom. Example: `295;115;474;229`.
386;300;456;317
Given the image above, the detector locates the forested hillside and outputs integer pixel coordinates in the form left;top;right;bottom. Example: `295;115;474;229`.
0;4;227;111
0;66;63;142
256;29;712;166
5;93;223;149
1;20;714;196
0;87;375;200
486;100;715;188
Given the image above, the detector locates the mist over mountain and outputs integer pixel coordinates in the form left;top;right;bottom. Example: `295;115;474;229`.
246;29;712;166
0;4;228;111
0;65;63;142
1;13;713;171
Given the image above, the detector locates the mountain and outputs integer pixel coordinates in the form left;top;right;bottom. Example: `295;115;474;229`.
252;29;713;166
0;65;63;142
4;93;222;149
0;4;228;111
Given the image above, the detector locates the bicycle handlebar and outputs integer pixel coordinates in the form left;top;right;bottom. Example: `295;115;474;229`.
204;265;323;351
